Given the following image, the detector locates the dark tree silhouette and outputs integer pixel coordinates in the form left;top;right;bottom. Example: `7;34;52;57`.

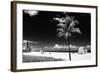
54;15;81;60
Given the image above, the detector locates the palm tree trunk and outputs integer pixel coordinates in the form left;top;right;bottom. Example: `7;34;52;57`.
67;37;71;61
26;42;29;51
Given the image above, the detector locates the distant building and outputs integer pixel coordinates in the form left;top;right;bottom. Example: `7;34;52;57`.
23;40;32;52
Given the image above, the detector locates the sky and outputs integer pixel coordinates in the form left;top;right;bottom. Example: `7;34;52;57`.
23;10;91;47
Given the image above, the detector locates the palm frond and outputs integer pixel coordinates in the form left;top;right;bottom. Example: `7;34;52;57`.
65;16;72;24
53;17;65;22
70;16;75;20
57;23;65;28
68;21;75;29
74;20;79;24
57;32;64;37
57;28;64;32
71;28;81;34
68;20;79;29
59;18;66;22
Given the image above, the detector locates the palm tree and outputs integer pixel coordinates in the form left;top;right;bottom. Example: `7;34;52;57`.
54;15;81;61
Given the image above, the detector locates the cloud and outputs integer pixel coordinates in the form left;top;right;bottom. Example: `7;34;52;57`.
24;10;38;16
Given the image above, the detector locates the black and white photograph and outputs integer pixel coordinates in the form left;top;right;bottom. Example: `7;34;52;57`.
11;1;97;71
23;10;91;62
